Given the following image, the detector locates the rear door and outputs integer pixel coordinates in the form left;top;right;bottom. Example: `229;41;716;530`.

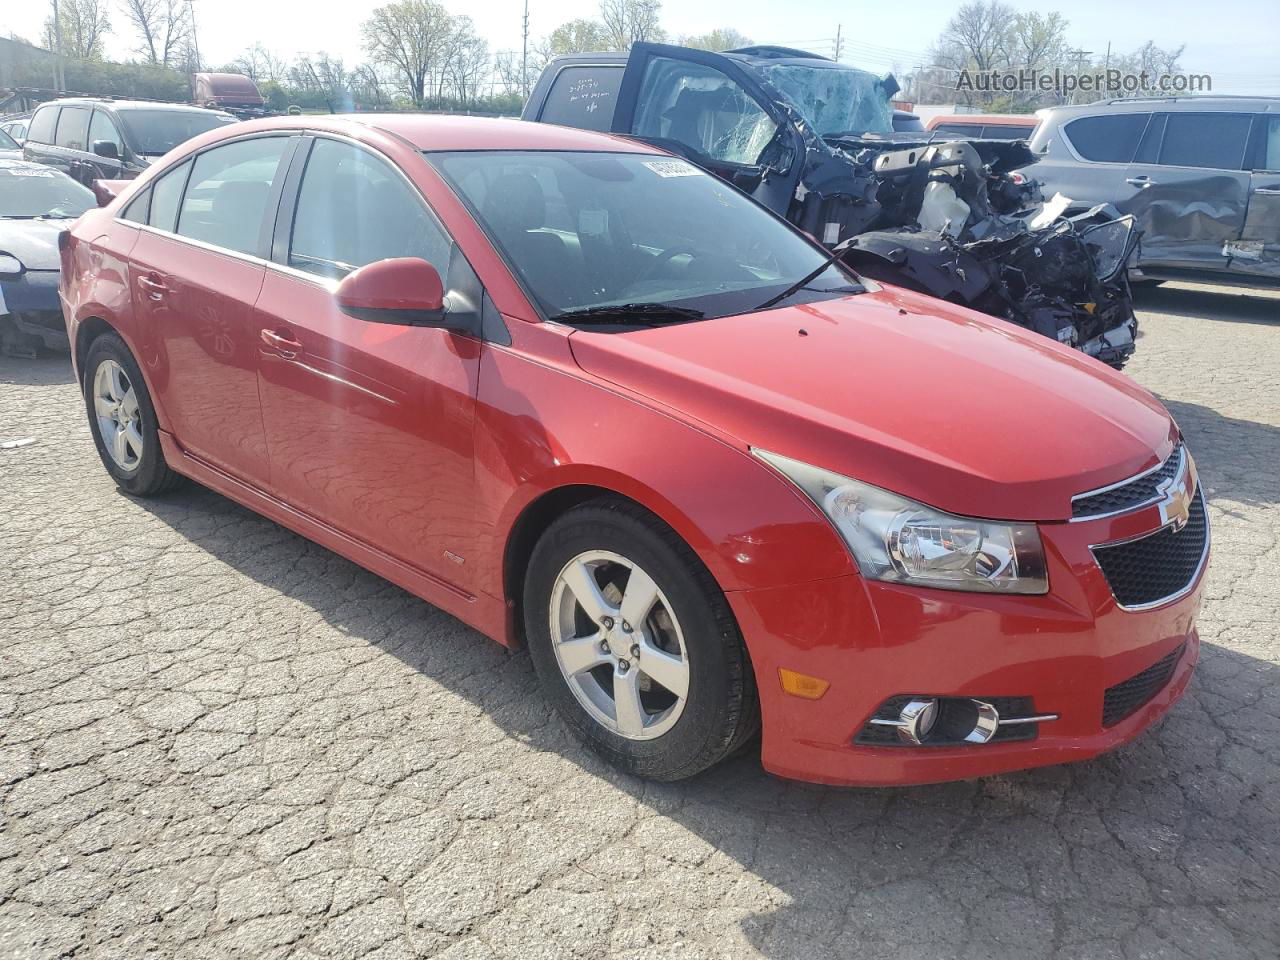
527;61;625;131
1121;111;1253;270
1233;114;1280;280
611;43;801;217
51;105;94;184
127;134;296;485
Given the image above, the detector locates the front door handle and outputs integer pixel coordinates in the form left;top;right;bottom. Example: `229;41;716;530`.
137;275;167;300
1126;176;1156;187
260;328;302;359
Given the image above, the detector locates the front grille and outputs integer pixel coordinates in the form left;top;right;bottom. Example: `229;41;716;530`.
1092;490;1208;608
854;695;1038;746
1102;643;1184;726
1072;445;1182;519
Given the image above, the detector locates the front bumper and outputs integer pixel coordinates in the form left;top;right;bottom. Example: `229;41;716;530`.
728;498;1206;787
1;271;68;352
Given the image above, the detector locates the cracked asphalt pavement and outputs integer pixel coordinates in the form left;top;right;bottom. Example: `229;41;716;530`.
2;282;1278;960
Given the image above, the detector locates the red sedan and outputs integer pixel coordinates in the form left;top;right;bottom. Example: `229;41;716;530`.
59;115;1207;785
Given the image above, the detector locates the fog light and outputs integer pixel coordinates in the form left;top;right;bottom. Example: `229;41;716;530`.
778;668;830;700
898;698;939;745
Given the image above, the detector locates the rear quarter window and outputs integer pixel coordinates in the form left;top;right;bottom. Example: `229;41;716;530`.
537;65;624;131
934;123;983;137
1064;114;1149;163
26;105;58;144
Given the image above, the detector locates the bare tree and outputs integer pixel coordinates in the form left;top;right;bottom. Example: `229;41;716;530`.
677;28;752;52
1009;11;1067;71
120;0;191;67
940;0;1014;72
231;43;289;83
362;0;453;108
598;0;664;51
350;63;391;108
439;18;489;104
43;0;112;61
290;54;351;113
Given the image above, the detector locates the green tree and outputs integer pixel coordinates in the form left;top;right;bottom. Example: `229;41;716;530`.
678;28;752;52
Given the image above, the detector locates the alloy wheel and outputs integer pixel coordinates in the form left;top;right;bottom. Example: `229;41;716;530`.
93;358;143;471
549;550;690;740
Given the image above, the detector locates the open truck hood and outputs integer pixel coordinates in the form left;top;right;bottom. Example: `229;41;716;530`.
566;287;1174;523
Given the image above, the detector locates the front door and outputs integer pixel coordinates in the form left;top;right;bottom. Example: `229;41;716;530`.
1233;114;1280;280
255;136;481;587
127;134;295;484
611;43;801;218
1121;111;1253;270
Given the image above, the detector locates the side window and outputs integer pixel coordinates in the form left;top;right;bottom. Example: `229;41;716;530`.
121;186;151;224
1258;116;1280;172
55;107;91;151
980;125;1030;140
176;137;290;256
288;138;452;279
1158;113;1251;170
1064;114;1148;163
539;66;624;131
935;123;983;137
632;56;778;166
26;106;58;144
148;159;191;232
88;110;123;154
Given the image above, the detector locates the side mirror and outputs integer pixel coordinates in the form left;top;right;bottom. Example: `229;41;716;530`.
92;140;120;159
335;257;449;327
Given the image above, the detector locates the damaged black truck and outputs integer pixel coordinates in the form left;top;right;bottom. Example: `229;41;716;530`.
523;43;1141;367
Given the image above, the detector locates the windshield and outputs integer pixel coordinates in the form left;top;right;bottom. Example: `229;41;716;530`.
120;110;236;156
763;63;895;137
0;128;17;150
429;150;854;322
0;167;94;218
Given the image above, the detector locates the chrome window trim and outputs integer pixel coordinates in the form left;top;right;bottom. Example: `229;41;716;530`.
1088;488;1211;613
1069;444;1181;522
116;220;338;291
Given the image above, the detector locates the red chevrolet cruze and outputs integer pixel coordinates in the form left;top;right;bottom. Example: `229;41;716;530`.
60;116;1208;785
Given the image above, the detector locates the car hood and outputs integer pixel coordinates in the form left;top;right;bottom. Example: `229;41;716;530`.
567;287;1175;522
0;217;64;271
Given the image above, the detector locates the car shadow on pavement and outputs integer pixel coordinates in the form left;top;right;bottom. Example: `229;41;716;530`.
127;459;1279;958
0;353;76;387
1161;398;1280;510
1134;283;1280;327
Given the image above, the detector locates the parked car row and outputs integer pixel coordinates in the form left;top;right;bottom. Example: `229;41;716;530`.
56;112;1208;786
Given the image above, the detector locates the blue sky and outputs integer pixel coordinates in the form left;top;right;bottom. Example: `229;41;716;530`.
10;0;1279;95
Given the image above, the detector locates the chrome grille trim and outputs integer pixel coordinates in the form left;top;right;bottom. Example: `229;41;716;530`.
1070;444;1183;522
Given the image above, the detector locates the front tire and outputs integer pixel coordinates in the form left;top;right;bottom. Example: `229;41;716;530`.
524;498;759;781
83;332;184;497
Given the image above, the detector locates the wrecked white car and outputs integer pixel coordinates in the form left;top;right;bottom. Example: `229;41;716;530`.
524;43;1140;367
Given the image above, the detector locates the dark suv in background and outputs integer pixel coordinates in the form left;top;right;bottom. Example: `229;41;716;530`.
22;98;236;186
1029;97;1280;286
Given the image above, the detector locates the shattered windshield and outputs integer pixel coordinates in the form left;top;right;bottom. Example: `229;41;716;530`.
763;64;895;137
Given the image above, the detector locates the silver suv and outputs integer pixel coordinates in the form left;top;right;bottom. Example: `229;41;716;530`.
1029;96;1279;286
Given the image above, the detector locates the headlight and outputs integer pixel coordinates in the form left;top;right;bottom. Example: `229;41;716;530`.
0;253;22;275
755;449;1048;594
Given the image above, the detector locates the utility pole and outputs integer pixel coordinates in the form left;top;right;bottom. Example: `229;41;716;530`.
521;0;530;98
833;24;843;61
51;0;66;91
186;0;202;73
1066;47;1092;104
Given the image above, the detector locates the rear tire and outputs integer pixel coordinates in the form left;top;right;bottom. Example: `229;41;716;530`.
83;332;184;497
524;498;759;781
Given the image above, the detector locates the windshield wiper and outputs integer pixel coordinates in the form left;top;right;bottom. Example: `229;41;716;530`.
753;238;859;312
551;303;706;326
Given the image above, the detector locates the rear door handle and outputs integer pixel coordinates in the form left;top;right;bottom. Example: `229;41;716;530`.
1126;176;1156;187
1254;186;1280;195
260;328;302;359
137;275;167;300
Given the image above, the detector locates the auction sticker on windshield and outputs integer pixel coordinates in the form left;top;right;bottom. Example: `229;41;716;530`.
643;159;702;178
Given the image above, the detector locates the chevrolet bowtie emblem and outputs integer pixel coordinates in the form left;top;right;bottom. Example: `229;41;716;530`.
1157;450;1196;532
